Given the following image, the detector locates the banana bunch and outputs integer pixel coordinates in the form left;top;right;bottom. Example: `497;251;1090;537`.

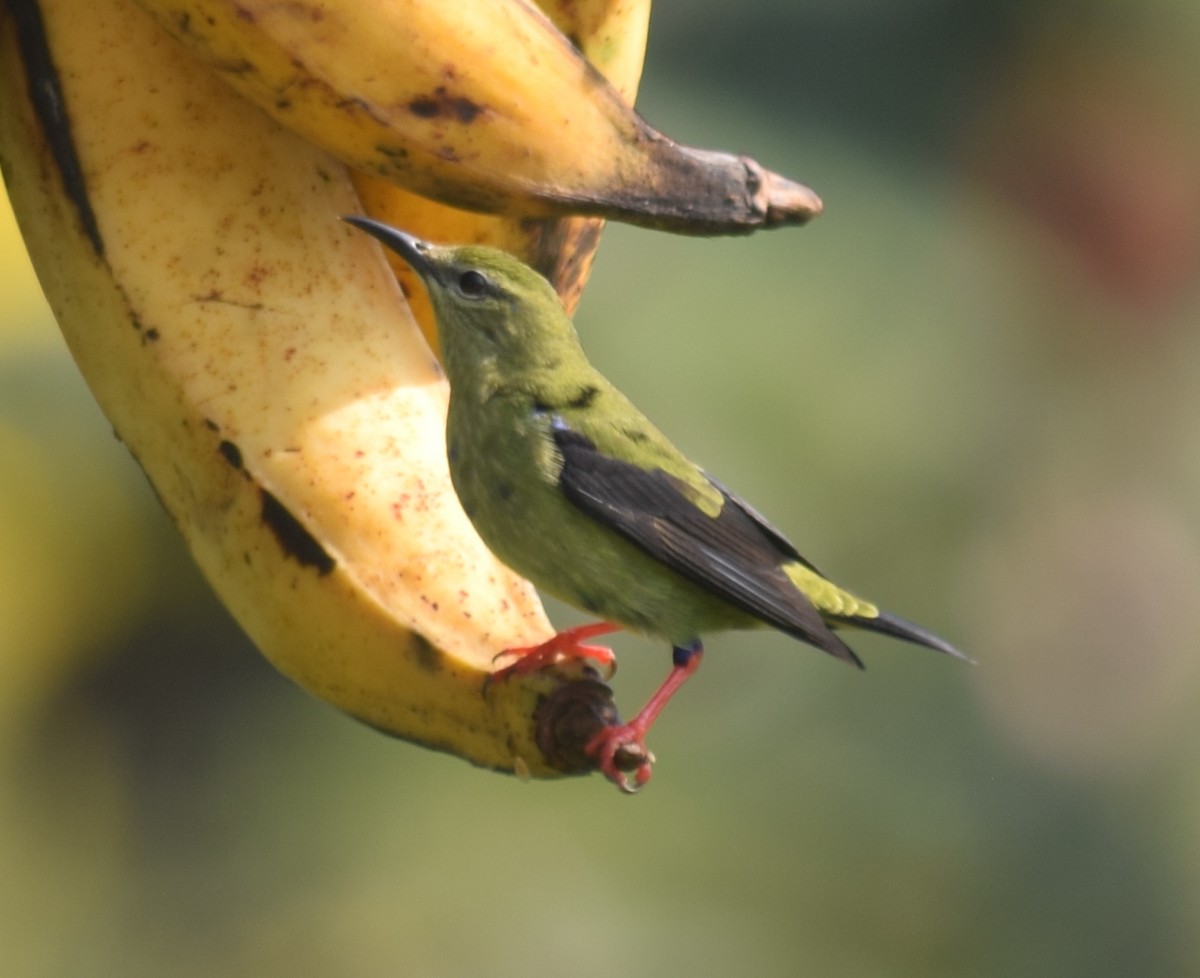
0;0;822;787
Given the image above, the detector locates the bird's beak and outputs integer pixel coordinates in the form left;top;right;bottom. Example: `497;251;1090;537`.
342;216;440;283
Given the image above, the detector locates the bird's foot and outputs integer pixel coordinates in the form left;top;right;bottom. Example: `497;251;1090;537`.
489;622;620;684
585;724;656;794
585;641;704;794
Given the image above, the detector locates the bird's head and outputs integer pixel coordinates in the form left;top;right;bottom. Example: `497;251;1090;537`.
343;216;579;381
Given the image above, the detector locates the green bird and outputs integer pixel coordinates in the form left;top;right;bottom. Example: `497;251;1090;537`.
345;216;968;792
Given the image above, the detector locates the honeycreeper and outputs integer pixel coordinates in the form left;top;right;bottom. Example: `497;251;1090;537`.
345;216;968;792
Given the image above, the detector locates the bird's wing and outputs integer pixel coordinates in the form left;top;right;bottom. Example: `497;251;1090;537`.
549;418;861;665
699;472;823;575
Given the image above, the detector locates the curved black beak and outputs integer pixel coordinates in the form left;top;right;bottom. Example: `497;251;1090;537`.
342;216;439;282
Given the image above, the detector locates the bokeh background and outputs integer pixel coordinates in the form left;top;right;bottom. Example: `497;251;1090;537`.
5;0;1200;975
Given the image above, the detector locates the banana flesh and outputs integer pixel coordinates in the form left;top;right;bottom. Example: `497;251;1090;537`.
131;0;822;234
0;0;628;778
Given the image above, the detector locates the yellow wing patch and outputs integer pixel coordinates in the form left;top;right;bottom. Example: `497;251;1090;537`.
783;563;879;620
676;475;725;518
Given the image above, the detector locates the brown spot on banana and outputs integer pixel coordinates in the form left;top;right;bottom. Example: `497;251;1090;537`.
259;490;336;575
409;632;442;673
217;439;243;471
408;88;485;124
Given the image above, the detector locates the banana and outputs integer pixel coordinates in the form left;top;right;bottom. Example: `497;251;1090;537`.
0;0;634;779
539;0;650;102
129;0;823;236
351;0;652;350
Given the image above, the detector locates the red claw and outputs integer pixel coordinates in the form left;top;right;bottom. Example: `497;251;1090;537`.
490;622;620;683
585;725;656;793
586;642;704;794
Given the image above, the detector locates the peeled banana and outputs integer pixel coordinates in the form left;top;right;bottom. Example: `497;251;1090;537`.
0;0;633;779
130;0;822;235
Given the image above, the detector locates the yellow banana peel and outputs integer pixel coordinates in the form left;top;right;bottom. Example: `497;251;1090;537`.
0;0;631;779
131;0;822;234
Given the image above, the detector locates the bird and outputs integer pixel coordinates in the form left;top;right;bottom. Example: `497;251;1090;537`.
344;216;969;791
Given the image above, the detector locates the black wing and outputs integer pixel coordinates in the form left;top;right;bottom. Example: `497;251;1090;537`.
701;471;823;575
551;420;861;666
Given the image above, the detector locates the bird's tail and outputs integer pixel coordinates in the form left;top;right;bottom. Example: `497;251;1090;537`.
835;609;974;664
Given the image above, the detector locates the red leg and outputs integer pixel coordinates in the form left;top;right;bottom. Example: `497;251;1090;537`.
586;642;704;793
490;622;620;683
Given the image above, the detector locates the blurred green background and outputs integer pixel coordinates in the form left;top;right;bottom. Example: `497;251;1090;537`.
5;0;1200;975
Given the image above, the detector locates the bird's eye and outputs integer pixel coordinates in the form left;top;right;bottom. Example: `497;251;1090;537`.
457;270;491;298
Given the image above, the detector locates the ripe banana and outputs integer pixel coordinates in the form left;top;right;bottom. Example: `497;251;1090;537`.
0;0;634;779
539;0;650;103
130;0;823;235
351;0;653;349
